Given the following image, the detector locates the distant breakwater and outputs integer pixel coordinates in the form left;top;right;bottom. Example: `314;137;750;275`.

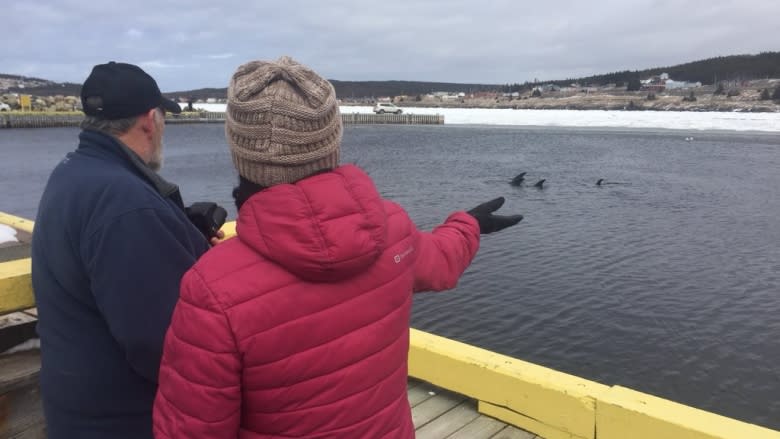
0;112;444;129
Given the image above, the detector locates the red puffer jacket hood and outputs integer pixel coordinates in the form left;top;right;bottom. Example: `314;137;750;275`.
154;164;482;439
236;164;387;282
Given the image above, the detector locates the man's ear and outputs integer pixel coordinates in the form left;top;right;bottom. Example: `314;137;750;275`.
140;108;158;134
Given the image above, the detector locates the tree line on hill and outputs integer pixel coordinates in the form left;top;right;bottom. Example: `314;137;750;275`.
4;81;82;97
168;80;498;102
2;52;779;100
554;51;780;88
167;51;780;99
500;52;780;92
0;73;48;82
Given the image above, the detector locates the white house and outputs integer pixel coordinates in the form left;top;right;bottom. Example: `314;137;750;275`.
665;80;702;90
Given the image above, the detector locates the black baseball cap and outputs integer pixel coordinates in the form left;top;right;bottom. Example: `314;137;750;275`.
81;61;181;119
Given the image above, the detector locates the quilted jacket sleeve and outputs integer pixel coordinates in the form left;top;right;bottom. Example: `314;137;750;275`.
413;211;480;292
153;268;241;439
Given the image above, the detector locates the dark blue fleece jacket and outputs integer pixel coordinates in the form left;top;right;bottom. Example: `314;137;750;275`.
31;130;210;439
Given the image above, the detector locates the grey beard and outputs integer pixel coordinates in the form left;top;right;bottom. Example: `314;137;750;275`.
148;156;163;172
148;143;164;171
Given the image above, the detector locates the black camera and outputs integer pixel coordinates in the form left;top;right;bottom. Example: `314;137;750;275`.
185;202;227;239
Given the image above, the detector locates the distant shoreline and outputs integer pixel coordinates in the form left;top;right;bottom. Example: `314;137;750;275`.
348;101;780;113
4;84;778;114
341;92;780;113
3;107;779;132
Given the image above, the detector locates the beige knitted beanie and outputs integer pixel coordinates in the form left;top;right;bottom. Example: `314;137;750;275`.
225;56;342;186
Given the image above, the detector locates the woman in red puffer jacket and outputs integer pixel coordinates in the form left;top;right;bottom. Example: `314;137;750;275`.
153;56;522;439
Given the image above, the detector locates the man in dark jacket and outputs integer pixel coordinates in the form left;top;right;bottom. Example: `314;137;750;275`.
31;62;213;439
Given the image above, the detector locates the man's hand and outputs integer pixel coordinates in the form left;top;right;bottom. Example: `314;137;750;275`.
209;230;226;246
185;202;227;242
466;197;523;234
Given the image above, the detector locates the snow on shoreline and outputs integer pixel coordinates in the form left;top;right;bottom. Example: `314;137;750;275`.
183;103;780;132
0;224;17;244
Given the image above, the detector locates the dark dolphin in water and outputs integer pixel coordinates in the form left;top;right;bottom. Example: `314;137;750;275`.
510;172;526;186
596;178;604;186
534;179;546;189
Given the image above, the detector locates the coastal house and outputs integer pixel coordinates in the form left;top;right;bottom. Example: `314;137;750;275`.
665;79;702;89
538;84;560;92
641;76;666;92
430;91;462;101
641;73;701;91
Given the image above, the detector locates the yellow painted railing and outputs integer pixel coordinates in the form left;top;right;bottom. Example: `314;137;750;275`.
0;212;35;314
0;258;33;315
0;216;233;315
0;212;34;234
2;214;780;438
409;325;780;439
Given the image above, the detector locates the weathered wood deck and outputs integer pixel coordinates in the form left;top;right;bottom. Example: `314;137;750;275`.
0;350;535;438
409;378;539;439
0;349;45;438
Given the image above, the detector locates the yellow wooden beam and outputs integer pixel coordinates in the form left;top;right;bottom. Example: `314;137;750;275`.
0;213;34;234
0;258;33;315
409;329;780;439
479;401;587;439
0;213;233;241
0;219;235;317
409;328;609;439
597;386;780;439
221;221;236;239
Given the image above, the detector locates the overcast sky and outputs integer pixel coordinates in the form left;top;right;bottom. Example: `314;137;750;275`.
6;0;779;92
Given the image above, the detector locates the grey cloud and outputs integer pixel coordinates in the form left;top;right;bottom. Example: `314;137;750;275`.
4;0;778;91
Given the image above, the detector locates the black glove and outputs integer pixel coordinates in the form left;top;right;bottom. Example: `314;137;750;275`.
466;197;523;234
185;202;227;240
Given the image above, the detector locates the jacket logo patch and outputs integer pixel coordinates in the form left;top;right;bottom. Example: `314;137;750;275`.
393;246;414;264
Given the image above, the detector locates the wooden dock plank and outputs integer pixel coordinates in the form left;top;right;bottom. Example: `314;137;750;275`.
408;378;539;438
412;389;466;429
0;313;36;329
415;399;480;439
0;245;30;264
0;381;45;438
0;352;533;439
0;313;37;354
0;350;44;438
0;351;40;394
408;378;542;439
490;425;539;439
408;382;436;407
407;379;422;392
447;415;509;439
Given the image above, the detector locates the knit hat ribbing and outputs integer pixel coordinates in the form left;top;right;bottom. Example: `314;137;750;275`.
226;56;342;186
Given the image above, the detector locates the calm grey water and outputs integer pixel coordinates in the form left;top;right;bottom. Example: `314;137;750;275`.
1;124;779;429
